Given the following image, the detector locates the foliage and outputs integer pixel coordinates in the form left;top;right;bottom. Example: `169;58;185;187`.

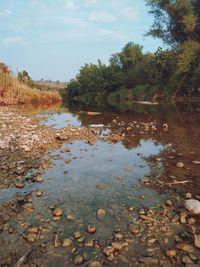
0;64;61;105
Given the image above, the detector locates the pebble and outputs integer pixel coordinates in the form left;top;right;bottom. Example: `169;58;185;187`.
88;260;102;267
15;182;25;189
176;162;184;168
97;208;106;220
36;175;43;183
87;225;96;234
53;207;63;217
63;238;72;247
35;191;42;197
166;250;176;257
74;231;81;239
74;255;84;265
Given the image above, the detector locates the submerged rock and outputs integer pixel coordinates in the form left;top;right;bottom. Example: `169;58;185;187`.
97;208;106;220
185;199;200;214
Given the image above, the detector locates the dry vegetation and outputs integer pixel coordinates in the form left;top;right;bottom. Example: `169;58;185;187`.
0;65;61;105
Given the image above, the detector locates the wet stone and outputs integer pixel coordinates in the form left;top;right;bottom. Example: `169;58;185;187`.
74;255;84;265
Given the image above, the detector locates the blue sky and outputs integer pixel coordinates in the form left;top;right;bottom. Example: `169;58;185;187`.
0;0;163;81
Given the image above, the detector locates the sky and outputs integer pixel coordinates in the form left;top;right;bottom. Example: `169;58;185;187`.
0;0;163;81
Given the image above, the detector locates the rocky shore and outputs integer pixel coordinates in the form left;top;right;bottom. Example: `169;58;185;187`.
0;106;200;267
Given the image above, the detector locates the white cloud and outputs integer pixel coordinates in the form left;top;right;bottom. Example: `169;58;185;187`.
97;29;127;40
2;36;28;45
0;9;11;16
89;11;116;23
64;0;77;11
121;7;138;20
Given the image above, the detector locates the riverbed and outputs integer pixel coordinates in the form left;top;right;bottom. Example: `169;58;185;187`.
0;102;200;267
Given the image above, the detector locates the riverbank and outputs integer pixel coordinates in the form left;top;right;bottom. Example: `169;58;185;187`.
0;106;200;267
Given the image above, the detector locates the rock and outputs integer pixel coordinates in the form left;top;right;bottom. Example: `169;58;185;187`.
194;234;200;248
180;211;187;224
66;214;75;220
139;257;159;265
115;233;123;240
187;218;196;225
74;231;81;239
185;199;200;214
15;182;25;189
74;255;84;265
36;175;43;183
28;227;38;234
54;234;62;248
166;200;173;207
23;203;34;213
97;208;106;220
88;260;102;267
63;238;72;247
176;243;195;253
27;233;37;242
96;184;105;189
176;162;184;168
87;112;101;116
185;193;192;199
85;239;94;247
111;242;124;251
166;250;176;257
87;225;96;234
35;191;42;197
192;161;200;165
53;208;63;217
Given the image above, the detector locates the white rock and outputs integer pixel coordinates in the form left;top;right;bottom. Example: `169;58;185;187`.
185;199;200;215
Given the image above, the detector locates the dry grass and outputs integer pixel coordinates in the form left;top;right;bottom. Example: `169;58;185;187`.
0;71;61;105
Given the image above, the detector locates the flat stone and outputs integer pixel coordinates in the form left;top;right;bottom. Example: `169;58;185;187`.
88;260;102;267
63;238;72;247
185;199;200;214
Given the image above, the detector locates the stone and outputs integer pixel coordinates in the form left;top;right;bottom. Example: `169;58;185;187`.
176;243;195;253
74;231;81;239
192;161;200;165
111;242;124;251
97;208;106;220
194;234;200;248
35;191;42;197
74;255;84;265
54;234;62;248
115;233;123;240
87;225;96;234
53;208;63;217
67;214;75;220
96;184;105;189
166;250;176;257
28;227;38;234
27;233;37;242
166;200;173;207
180;211;187;224
85;239;94;247
63;238;72;247
88;260;102;267
176;162;184;168
139;257;159;265
185;199;200;214
15;182;25;189
36;175;43;183
185;193;192;199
